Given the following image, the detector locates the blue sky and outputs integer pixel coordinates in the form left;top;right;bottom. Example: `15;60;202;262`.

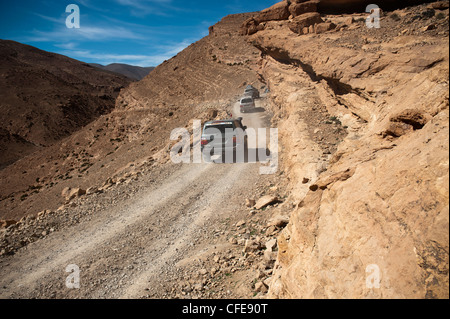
0;0;278;67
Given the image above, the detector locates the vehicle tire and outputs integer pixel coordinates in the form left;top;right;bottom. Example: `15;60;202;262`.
244;138;249;163
202;149;212;163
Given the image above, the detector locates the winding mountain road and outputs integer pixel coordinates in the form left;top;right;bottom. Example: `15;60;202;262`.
0;97;273;299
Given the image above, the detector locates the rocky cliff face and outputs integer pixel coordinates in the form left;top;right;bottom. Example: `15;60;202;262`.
245;1;449;298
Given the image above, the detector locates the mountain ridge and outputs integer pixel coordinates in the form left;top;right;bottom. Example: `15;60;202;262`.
88;63;155;81
0;39;132;169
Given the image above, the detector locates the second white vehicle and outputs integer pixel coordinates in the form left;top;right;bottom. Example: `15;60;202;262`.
240;96;255;113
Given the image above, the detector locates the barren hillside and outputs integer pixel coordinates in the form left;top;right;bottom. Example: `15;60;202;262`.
116;13;263;110
88;63;155;81
0;40;131;169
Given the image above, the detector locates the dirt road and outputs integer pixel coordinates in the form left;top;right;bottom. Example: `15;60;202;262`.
0;97;277;299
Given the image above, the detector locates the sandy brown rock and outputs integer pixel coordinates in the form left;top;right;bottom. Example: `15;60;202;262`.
245;198;256;207
255;1;291;24
0;220;17;229
429;1;449;10
241;18;265;36
383;122;414;137
289;0;320;17
288;12;324;34
249;2;449;299
390;109;431;130
254;195;279;210
314;22;336;34
240;1;291;35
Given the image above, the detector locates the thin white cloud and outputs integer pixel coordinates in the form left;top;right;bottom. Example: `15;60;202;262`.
76;0;112;13
32;12;65;24
155;39;192;56
25;24;145;42
75;25;145;40
114;0;177;17
54;42;78;50
62;49;166;66
57;38;193;66
77;0;179;16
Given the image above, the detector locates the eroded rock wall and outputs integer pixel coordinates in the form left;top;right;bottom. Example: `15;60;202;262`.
249;2;449;298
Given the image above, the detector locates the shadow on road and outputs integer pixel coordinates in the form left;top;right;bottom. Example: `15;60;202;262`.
240;107;266;114
205;147;271;164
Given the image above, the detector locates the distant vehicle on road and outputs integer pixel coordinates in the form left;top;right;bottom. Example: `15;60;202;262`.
239;96;255;113
243;85;260;99
201;118;248;163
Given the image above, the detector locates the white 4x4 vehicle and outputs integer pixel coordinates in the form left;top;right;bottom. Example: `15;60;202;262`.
240;96;255;113
201;118;248;163
244;85;260;99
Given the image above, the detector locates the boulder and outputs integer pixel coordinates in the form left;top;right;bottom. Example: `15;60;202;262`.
383;122;414;137
390;109;431;130
243;239;262;253
236;219;246;227
265;238;278;251
61;187;71;198
241;1;291;35
245;198;256;207
315;22;336;34
66;188;86;201
420;24;437;32
263;249;277;266
290;0;311;3
62;187;87;201
241;18;265;35
382;109;431;138
288;12;324;34
254;195;279;209
101;178;116;190
309;167;356;191
0;219;17;228
86;187;101;195
344;16;354;25
267;215;290;228
255;1;290;24
254;281;268;293
206;109;218;119
289;0;319;17
429;1;449;10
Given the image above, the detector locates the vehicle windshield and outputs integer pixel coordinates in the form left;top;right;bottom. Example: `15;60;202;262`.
204;123;234;135
241;98;253;103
